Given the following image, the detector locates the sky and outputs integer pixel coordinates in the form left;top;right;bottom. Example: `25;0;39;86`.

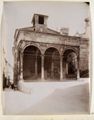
2;1;90;78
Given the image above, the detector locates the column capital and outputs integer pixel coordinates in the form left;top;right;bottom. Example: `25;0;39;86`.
59;47;64;55
41;54;44;56
60;54;64;59
20;51;23;56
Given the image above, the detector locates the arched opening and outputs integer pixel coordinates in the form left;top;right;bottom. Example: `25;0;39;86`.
44;47;60;80
63;49;77;79
23;45;41;80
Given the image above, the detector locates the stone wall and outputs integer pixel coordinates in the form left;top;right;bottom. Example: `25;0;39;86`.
14;29;89;81
16;30;80;47
79;38;89;77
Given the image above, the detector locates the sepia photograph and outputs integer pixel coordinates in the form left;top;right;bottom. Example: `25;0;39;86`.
1;1;91;115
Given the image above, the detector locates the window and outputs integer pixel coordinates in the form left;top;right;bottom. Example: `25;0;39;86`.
39;16;44;24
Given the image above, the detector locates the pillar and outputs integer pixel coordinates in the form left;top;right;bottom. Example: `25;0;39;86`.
77;55;80;79
41;54;44;80
60;55;63;80
20;53;23;80
18;52;24;91
35;54;38;77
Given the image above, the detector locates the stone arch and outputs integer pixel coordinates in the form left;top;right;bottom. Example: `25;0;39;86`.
44;47;60;80
62;47;79;57
44;46;60;55
62;49;78;79
22;43;42;55
23;45;42;80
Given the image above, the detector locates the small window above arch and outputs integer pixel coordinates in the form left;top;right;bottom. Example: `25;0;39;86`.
39;15;44;24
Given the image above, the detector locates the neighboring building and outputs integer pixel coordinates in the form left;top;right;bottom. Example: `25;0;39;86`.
13;14;89;84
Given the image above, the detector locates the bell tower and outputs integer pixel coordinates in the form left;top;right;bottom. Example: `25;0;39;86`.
32;14;48;32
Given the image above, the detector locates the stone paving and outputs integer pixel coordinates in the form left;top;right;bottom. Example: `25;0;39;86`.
2;78;90;115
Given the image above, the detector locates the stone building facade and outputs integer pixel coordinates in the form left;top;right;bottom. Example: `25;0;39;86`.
13;14;89;84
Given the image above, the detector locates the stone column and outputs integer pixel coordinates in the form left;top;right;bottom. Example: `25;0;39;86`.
77;55;80;79
41;54;44;80
35;54;38;77
18;52;25;92
20;53;23;80
60;55;63;80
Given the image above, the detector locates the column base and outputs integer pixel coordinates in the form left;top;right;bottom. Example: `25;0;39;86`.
77;73;80;80
19;74;23;81
77;77;80;80
18;79;31;93
41;78;45;82
60;77;63;81
18;79;24;91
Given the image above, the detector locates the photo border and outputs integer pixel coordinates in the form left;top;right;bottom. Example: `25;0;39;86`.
0;0;94;119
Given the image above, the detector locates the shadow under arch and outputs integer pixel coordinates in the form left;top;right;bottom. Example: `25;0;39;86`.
23;45;41;80
63;49;78;79
44;47;60;80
